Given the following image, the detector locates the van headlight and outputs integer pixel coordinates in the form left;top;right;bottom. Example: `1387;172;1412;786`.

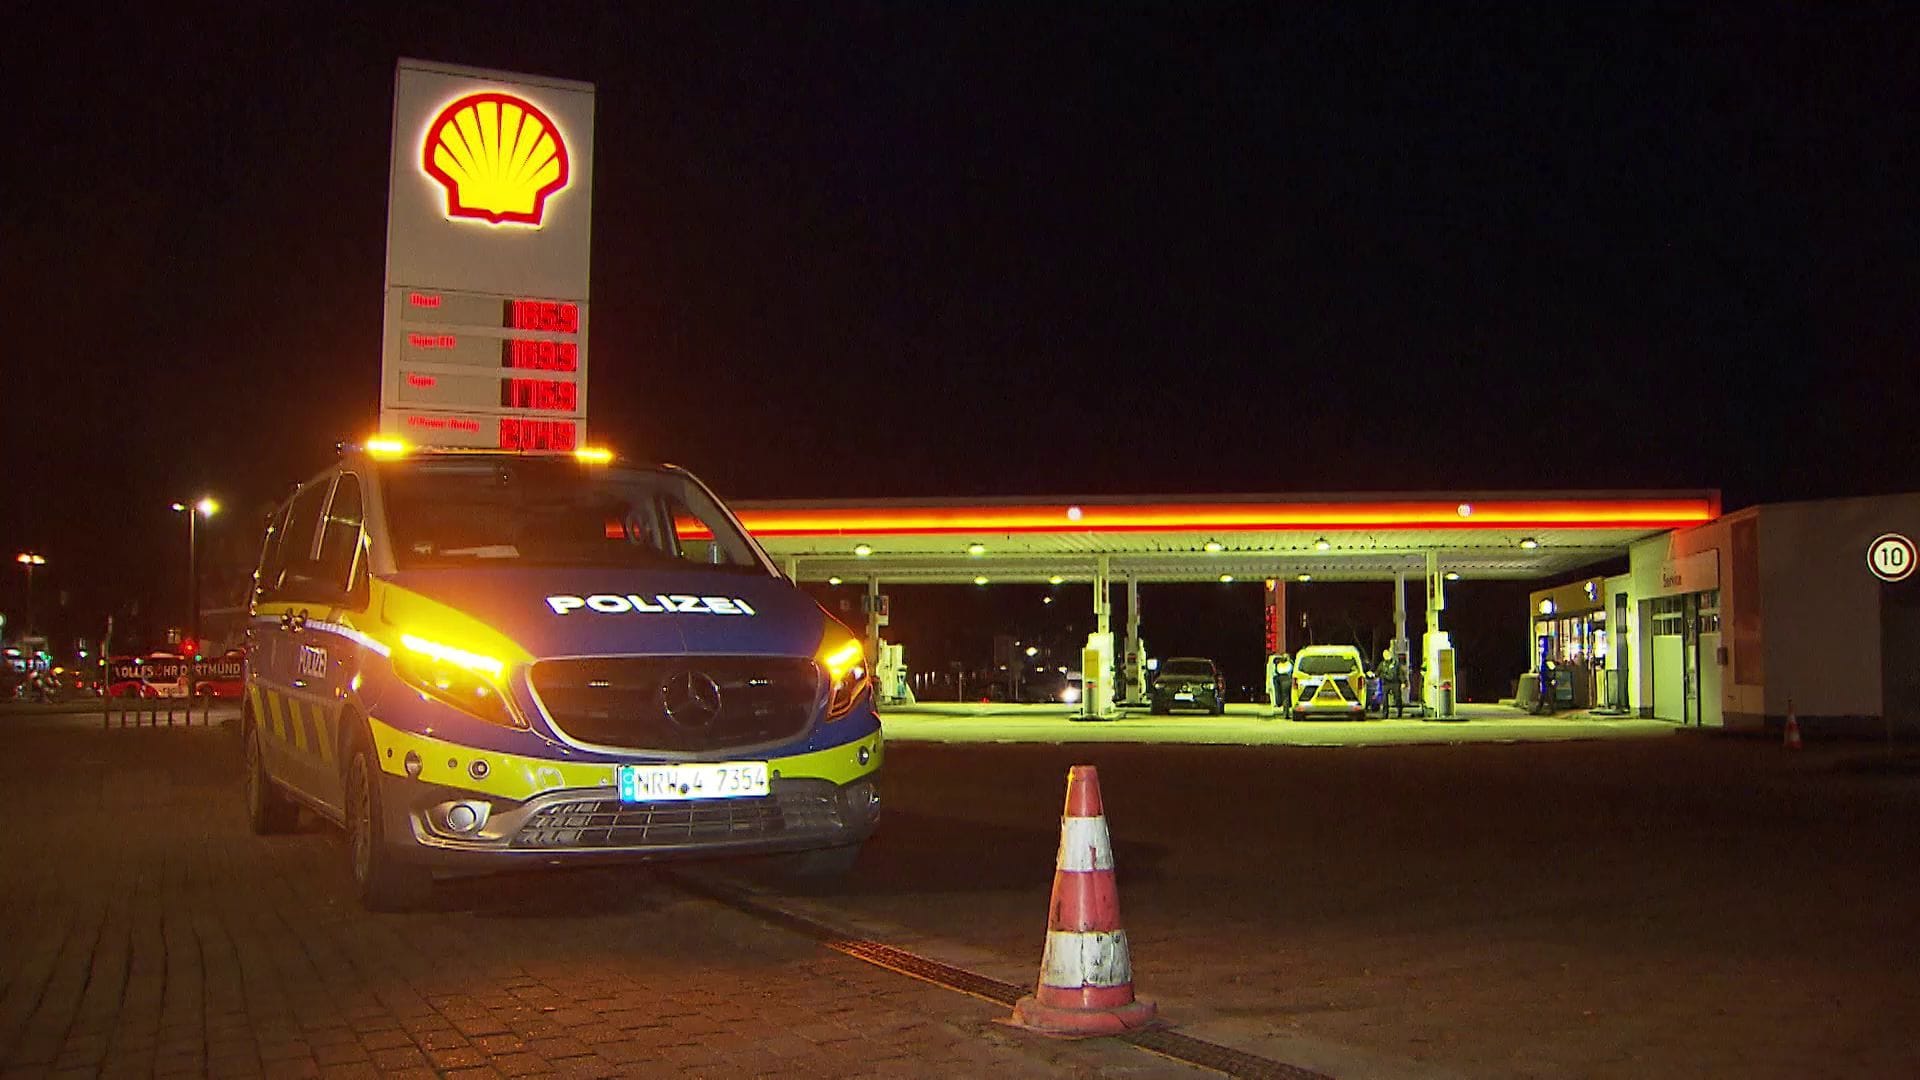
394;633;520;728
817;633;870;720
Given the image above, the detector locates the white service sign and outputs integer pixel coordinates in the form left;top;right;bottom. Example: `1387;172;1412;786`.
379;59;596;450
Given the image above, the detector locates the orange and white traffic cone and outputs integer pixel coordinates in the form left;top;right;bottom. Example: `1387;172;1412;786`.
1784;701;1802;751
1007;765;1158;1036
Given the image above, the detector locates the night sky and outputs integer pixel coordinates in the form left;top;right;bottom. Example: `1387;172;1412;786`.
6;5;1917;683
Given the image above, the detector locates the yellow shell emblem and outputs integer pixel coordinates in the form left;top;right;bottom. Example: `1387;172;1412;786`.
422;92;571;227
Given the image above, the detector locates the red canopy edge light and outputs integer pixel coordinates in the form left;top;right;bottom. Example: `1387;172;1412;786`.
723;498;1719;538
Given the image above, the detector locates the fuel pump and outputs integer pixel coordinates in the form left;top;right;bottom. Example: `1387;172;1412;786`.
1122;640;1149;706
1076;632;1116;720
1423;630;1456;719
874;641;912;705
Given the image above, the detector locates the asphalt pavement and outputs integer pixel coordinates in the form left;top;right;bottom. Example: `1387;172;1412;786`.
5;710;1917;1078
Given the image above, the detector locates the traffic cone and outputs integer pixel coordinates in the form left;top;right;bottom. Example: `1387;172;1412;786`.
1007;765;1158;1036
1784;701;1802;751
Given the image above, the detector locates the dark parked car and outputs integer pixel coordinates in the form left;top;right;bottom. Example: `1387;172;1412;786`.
1148;657;1227;715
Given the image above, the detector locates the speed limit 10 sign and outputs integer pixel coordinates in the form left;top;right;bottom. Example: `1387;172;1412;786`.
1868;533;1916;582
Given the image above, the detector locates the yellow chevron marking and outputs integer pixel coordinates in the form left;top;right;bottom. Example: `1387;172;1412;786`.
264;691;287;745
313;707;333;766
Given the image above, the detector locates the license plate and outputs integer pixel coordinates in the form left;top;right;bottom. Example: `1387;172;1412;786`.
1174;692;1194;701
617;762;769;802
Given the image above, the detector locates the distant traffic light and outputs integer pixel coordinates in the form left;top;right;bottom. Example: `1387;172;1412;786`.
181;638;200;660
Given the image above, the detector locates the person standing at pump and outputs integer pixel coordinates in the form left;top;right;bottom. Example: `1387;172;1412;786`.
1271;653;1292;714
1379;648;1404;718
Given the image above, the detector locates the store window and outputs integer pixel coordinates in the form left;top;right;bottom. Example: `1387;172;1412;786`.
1650;595;1688;634
1539;608;1608;665
1697;589;1721;635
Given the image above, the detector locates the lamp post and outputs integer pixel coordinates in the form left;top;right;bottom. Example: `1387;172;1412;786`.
170;499;218;652
14;553;46;636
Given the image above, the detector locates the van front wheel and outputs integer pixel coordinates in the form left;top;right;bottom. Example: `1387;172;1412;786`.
345;740;432;912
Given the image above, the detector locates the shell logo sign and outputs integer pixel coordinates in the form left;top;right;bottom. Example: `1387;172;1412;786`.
421;91;571;227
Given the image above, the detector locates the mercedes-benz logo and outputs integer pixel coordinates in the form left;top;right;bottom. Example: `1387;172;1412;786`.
659;669;723;729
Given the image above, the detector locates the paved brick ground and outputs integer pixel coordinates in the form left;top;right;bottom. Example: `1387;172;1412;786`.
0;722;1199;1079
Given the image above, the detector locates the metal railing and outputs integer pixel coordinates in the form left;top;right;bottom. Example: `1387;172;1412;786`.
100;688;226;728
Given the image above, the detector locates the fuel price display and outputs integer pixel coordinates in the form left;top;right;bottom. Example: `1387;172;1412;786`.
382;285;588;449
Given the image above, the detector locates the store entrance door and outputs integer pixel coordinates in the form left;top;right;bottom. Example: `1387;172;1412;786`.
1649;595;1687;723
1699;631;1724;728
1652;633;1684;722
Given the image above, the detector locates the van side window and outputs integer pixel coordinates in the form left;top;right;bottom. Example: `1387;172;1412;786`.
313;475;365;597
261;484;328;599
253;502;293;605
275;479;338;604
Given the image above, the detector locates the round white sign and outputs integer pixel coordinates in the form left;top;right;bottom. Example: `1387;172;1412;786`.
1868;533;1916;582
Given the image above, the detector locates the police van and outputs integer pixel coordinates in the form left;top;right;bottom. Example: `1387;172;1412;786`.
243;441;882;909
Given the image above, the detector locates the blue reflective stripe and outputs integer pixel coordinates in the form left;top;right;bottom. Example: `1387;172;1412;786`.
248;614;389;657
307;620;390;657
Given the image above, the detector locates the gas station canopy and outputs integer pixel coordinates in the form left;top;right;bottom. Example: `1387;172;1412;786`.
730;491;1721;583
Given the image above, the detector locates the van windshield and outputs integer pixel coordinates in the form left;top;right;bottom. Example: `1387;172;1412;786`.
381;459;772;574
1296;654;1359;675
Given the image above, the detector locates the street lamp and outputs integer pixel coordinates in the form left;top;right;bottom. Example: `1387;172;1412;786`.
14;552;46;635
171;498;218;653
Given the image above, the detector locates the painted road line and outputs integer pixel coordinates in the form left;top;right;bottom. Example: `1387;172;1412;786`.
670;870;1332;1080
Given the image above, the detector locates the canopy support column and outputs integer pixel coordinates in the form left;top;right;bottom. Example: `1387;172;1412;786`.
1394;570;1408;663
1123;574;1142;704
1081;556;1116;717
1423;552;1454;716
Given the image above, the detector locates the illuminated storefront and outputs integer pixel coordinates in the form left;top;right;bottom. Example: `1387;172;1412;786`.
1528;575;1616;709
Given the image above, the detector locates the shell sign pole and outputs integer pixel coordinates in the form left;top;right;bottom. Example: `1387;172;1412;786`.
380;59;595;450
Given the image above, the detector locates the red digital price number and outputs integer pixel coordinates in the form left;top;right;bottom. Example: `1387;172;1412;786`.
500;378;578;412
500;417;577;451
504;299;579;334
502;339;579;372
